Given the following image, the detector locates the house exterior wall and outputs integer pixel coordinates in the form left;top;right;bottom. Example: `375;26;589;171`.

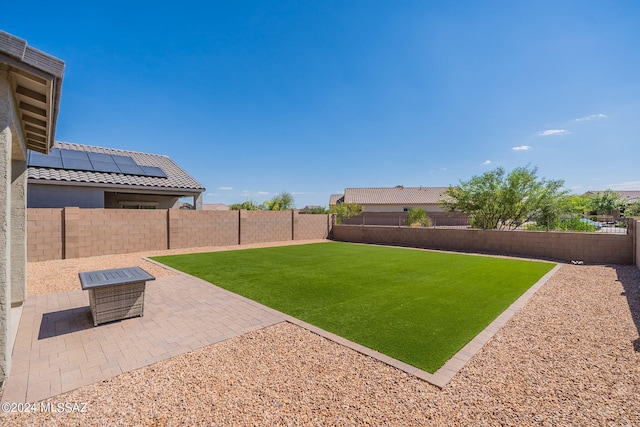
332;225;634;265
104;192;180;209
10;159;26;305
360;203;445;213
27;184;187;210
0;68;28;381
28;184;104;208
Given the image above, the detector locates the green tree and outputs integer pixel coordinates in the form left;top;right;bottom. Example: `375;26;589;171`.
263;192;295;211
624;201;640;217
301;206;328;214
329;203;362;224
405;208;432;227
534;194;588;230
230;200;262;210
442;165;565;230
588;189;624;216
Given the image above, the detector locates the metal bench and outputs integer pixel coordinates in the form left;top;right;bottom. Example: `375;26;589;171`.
79;266;155;326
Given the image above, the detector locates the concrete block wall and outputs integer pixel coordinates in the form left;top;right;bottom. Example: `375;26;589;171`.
294;213;331;240
240;210;292;244
169;209;239;249
332;225;634;265
27;208;333;261
74;208;168;258
26;208;63;261
631;218;640;267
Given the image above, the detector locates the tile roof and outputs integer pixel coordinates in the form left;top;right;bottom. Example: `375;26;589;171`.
27;142;205;192
341;186;451;205
329;194;344;205
583;190;640;203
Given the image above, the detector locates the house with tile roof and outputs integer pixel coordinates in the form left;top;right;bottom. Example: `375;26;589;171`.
27;141;206;209
330;186;467;226
583;190;640;204
330;186;452;212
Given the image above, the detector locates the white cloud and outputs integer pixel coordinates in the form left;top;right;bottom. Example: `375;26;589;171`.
218;186;233;191
606;181;640;191
575;113;607;122
482;160;491;165
512;145;530;151
538;129;571;136
241;190;269;196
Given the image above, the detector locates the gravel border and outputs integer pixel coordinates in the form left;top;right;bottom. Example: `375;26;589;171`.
2;243;640;426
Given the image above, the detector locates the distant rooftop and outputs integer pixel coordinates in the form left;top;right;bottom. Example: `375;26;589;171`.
333;186;452;205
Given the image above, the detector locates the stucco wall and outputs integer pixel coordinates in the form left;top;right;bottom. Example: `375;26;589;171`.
104;192;180;209
332;225;634;264
27;184;104;208
361;204;445;213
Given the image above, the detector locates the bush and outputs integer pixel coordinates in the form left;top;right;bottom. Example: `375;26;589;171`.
329;203;362;224
558;218;597;232
406;208;432;227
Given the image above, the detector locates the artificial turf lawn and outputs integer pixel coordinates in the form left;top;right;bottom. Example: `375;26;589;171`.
152;242;555;373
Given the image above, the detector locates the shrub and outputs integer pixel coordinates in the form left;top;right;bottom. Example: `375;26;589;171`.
558;218;596;232
406;208;432;227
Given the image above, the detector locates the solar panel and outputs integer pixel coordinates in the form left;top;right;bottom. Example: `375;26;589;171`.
140;166;168;178
60;149;90;160
28;149;168;179
62;158;94;171
112;155;137;166
28;150;63;168
87;152;114;162
90;160;122;173
117;164;145;175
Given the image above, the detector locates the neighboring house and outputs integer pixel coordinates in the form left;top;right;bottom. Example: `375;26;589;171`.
203;203;230;211
27;141;206;209
612;191;640;204
330;186;452;212
582;190;640;220
330;186;466;226
1;31;64;382
583;190;640;203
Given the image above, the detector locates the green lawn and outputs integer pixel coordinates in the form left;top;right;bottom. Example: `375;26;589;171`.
152;242;554;373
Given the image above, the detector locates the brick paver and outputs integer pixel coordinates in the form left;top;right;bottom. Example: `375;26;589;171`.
1;274;286;403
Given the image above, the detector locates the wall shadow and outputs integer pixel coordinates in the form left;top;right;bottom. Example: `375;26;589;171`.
614;265;640;352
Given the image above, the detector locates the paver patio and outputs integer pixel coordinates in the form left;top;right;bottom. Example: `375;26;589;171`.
1;273;286;403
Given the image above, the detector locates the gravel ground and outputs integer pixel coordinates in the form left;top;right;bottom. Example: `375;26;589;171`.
2;243;640;426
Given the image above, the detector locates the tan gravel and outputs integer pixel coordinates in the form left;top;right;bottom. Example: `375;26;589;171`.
3;244;640;426
26;239;329;296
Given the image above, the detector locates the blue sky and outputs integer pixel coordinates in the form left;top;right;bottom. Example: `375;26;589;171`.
4;1;640;208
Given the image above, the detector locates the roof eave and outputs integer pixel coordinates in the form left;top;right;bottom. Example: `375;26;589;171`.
0;31;65;154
